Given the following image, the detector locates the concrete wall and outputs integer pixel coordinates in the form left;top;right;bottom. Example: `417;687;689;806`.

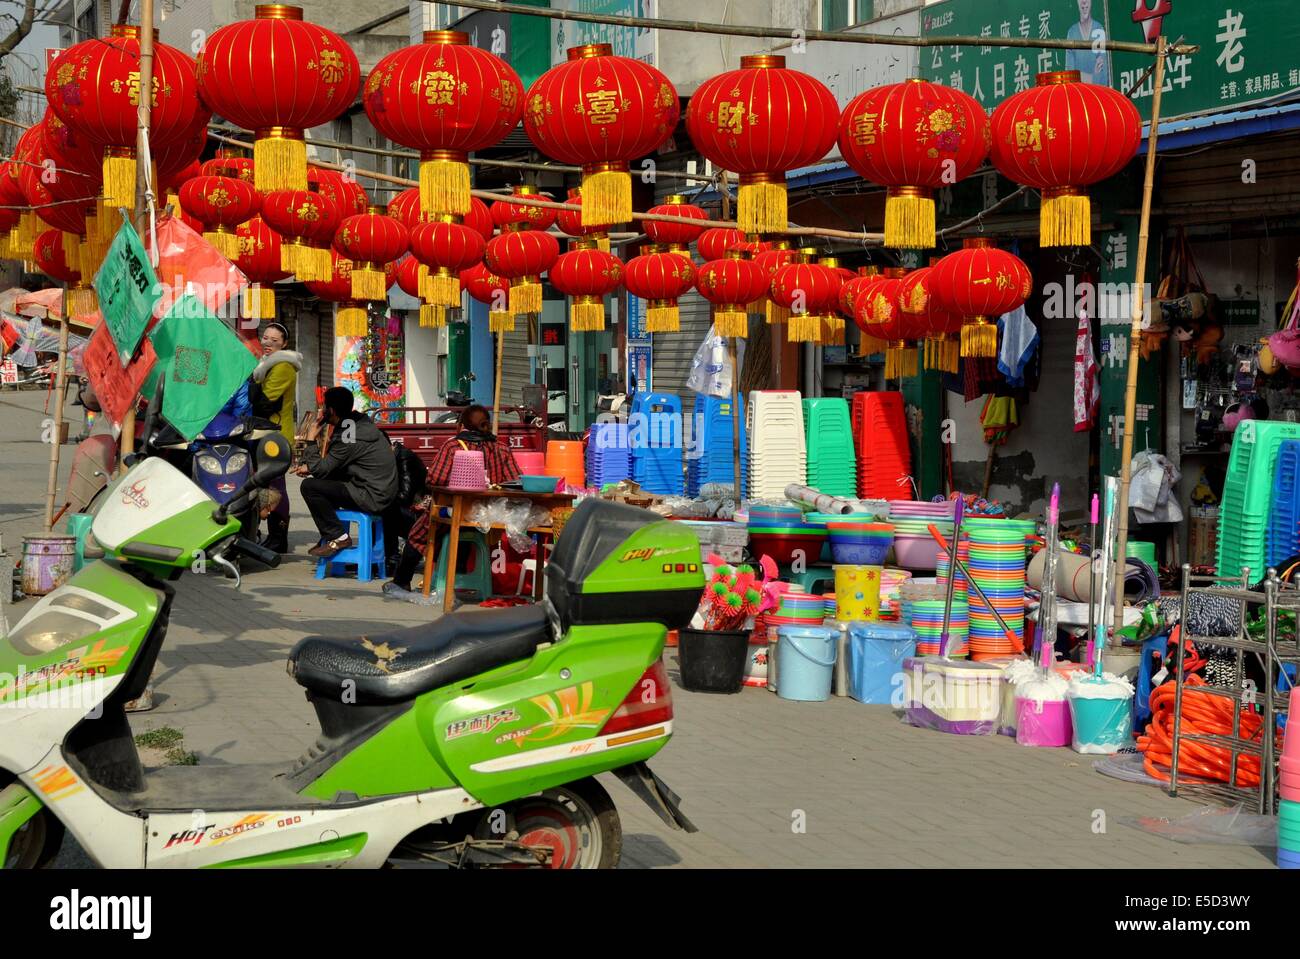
658;0;773;92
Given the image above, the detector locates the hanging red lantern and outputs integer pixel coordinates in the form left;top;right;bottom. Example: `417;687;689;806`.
771;251;841;343
306;249;395;337
0;165;25;259
461;261;512;332
899;265;965;373
179;175;260;260
46;23;203;208
990;71;1142;247
234;215;289;320
7;125;48;258
696;249;768;339
333;207;409;301
644;195;709;255
839;266;885;354
390;186;492;240
858;268;918;379
555;188;611;252
484;227;559;317
696;227;744;262
929;238;1032;358
838;79;990;250
395;253;444;328
409;217;486;308
549;240;624;332
753;242;796;325
203;154;258;194
686;55;838;234
524;43;678;227
260;188;339;281
33;227;98;317
624;244;695;333
819;257;852;345
196;5;361;192
491;185;557;232
364;29;522;216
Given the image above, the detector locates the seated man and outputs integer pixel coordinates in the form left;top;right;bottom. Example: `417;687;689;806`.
297;387;399;560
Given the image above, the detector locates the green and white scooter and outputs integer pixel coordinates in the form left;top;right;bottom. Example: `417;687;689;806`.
0;429;702;869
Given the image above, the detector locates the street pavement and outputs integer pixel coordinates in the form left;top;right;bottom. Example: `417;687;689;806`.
0;388;1274;868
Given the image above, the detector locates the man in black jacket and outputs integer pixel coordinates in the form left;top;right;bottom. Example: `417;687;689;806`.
297;387;400;559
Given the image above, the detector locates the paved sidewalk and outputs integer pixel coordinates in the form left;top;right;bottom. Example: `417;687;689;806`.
0;389;1274;869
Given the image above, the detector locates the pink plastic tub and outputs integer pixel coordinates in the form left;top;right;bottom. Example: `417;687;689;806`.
892;533;941;571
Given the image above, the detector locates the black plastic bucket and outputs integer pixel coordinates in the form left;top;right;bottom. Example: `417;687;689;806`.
677;628;750;694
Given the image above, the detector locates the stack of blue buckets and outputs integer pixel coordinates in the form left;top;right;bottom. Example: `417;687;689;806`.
687;394;747;497
630;391;684;496
587;422;632;487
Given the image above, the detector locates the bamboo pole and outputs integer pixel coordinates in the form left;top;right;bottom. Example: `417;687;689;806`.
43;298;70;531
491;326;504;436
1112;36;1168;639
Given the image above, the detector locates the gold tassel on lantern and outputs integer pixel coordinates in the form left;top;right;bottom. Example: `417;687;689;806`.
961;317;998;358
428;268;460;307
243;285;276;320
595;234;611;254
337;302;369;338
489;310;514;333
645;300;680;333
350;263;388;301
67;284;98;318
1040;186;1091;247
738;173;787;235
581;164;632;227
254;128;307;193
419;303;446;328
419;150;471;217
713;306;748;339
97;203;120;242
206;228;242;261
824;316;845;345
858;335;886;357
884;342;919;379
11;211;38;258
766;300;791;325
102;148;136;209
787;311;823;344
509;277;542;316
61;231;79;267
884;186;936;250
571;296;606;332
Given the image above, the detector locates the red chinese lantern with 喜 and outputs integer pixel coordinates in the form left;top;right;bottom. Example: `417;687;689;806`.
644;195;708;257
696;249;768;339
333;206;409;301
990;71;1142;247
524;44;679;228
624;243;696;333
770;251;841;344
196;5;361;192
549;239;624;332
686;55;838;235
929;238;1033;358
838;79;990;250
260;188;341;281
179;175;260;260
364;30;523;217
234;215;290;320
460;261;512;332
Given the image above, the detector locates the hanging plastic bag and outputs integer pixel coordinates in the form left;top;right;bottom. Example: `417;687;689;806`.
685;324;731;399
145;213;249;327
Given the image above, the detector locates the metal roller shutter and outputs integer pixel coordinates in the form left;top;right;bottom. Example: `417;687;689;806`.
651;288;711;434
498;326;533;412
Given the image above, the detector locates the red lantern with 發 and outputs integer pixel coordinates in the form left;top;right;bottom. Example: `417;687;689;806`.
484;223;559;317
409;217;486;308
929;238;1032;358
549;240;624;332
524;43;679;228
696;249;769;339
179;175;260;261
364;29;523;217
624;244;696;333
990;71;1142;247
686;55;838;234
461;261;512;332
333;207;409;301
196;5;361;192
645;195;709;256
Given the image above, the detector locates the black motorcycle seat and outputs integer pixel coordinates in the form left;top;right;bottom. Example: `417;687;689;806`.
288;604;552;704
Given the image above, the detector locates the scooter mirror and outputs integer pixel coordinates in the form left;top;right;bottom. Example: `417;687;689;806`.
249;433;292;488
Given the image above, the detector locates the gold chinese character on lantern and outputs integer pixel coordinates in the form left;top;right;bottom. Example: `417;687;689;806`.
238;235;256;256
318;49;347;85
296;201;320;222
851;111;880;146
1014;118;1043;152
495;81;518;111
422;70;458;107
994;271;1011;291
121;71;162;107
206;188;231;208
716;101;747;136
585;89;619;125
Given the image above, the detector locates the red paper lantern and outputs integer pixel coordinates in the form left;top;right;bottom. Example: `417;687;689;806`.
33;226;98;316
333;207;409;301
899;265;965;373
491;185;556;232
47;23;203;208
364;29;523;216
686;55;838;234
818;257;853;345
929;238;1033;357
524;43;678;227
696;250;768;338
306;249;395;337
179;175;260;260
838;267;884;354
484;224;559;317
309;166;369;218
555;188;611;252
390;186;492;241
6;126;45;257
234;215;289;320
696;227;744;262
203;154;258;195
644;195;708;254
771;252;841;343
0;165;25;256
260;188;340;281
990;71;1142;247
196;5;361;192
460;261;511;332
549;241;624;332
858;268;919;379
624;244;696;333
752;243;798;326
838;79;990;250
409;218;486;307
395;253;445;329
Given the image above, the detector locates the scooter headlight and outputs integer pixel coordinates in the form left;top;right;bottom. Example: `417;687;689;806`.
197;454;223;474
225;452;249;473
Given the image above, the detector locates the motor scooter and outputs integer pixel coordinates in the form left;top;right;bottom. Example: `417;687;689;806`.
0;423;701;868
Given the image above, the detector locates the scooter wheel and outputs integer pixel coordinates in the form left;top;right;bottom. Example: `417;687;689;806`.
483;777;622;869
4;808;65;869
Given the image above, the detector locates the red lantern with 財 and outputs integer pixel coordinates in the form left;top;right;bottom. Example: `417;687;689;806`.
333;207;409;301
409;216;486;308
990;71;1142;247
485;218;559;316
770;251;841;344
460;261;511;332
179;175;260;260
196;5;361;192
838;78;990;250
624;244;695;333
686;55;838;234
696;250;768;339
645;195;709;256
525;44;678;228
549;240;623;332
929;238;1032;358
364;30;523;217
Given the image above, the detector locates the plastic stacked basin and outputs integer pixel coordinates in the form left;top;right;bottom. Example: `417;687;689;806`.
803;397;857;498
827;521;894;565
748;390;806;500
851;391;911;501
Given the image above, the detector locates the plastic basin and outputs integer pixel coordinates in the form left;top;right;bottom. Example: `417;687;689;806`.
519;474;561;493
750;533;828;566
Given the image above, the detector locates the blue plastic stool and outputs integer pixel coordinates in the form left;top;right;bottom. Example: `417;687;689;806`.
316;511;386;583
66;514;94;572
430;527;493;600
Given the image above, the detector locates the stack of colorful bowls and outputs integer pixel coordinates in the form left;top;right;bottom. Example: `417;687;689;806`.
774;590;829;626
963;516;1038;561
822;593;837;622
966;524;1027;660
806;512;873;562
748;506;828;566
878;567;912;620
826;522;894;565
900;578;970;657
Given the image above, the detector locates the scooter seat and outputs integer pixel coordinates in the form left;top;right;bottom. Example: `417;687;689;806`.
288;604;552;704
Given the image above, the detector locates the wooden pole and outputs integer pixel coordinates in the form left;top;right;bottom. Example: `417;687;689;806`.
43;300;70;531
1112;36;1168;637
491;327;504;436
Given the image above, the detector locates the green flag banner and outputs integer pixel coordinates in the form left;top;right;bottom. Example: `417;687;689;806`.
148;295;257;442
95;222;161;366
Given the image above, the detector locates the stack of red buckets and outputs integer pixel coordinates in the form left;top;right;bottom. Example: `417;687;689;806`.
852;391;913;501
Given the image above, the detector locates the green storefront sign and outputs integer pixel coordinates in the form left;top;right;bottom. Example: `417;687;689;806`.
921;0;1300;120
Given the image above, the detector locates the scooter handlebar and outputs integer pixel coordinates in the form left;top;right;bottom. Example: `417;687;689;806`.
231;536;280;569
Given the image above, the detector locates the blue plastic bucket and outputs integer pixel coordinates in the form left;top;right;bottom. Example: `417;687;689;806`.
776;626;837;702
846;622;916;704
1068;688;1135;754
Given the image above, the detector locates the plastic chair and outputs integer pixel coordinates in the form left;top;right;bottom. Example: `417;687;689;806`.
781;564;836;596
431;526;493;601
316;511;387;583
